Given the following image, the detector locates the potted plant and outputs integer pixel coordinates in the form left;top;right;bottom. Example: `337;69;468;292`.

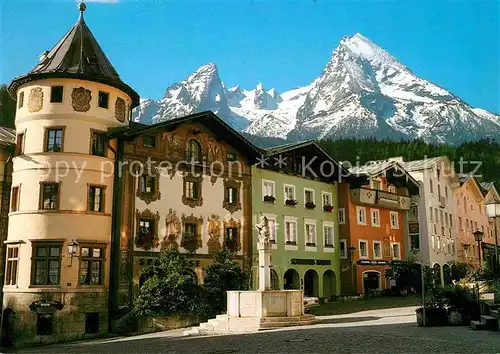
323;204;334;212
305;201;316;209
285;199;298;206
263;195;276;203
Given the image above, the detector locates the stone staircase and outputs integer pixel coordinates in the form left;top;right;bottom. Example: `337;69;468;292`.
470;301;499;332
184;314;316;336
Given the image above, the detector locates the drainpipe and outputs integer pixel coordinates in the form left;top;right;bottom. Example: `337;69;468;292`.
0;143;14;336
108;137;124;333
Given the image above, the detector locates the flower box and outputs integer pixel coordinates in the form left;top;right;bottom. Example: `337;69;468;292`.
305;202;316;210
323;205;334;212
285;199;298;206
263;195;276;203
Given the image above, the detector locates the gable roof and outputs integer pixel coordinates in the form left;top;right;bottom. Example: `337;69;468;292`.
8;4;139;107
264;140;351;179
349;159;420;195
109;111;262;162
0;127;15;147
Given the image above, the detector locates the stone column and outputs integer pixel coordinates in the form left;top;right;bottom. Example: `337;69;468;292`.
258;241;271;291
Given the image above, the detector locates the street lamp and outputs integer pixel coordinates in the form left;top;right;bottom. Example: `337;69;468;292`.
485;197;500;273
349;246;357;295
473;230;484;265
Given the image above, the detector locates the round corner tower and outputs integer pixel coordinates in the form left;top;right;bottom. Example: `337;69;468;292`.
3;2;139;345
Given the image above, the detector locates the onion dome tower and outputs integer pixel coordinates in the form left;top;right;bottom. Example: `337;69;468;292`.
3;2;138;345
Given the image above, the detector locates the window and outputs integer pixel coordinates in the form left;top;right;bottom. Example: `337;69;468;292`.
39;183;59;210
37;314;53;335
98;91;109;109
372;180;381;190
284;184;296;202
11;186;19;212
88;186;104;212
445;186;448;199
356;206;367;225
388;185;397;193
139;219;154;240
143;135;156;148
285;219;297;244
449;214;453;228
265;216;277;243
373;241;382;259
16;132;24;155
390;211;399;229
185;180;198;199
185;223;197;238
45;128;64;152
392;243;401;259
322;192;332;209
32;243;61;285
305;222;316;246
262;180;275;201
340;240;347;259
50;86;63;103
338;208;345;224
226;186;238;204
435;209;438;222
227;152;237;162
474;221;478;231
440;211;444;225
459;217;463;230
371;209;380;227
433;223;437;234
429;206;433;222
225;227;238;250
445;212;449;227
304;189;315;204
18;91;24;108
91;131;106;156
140;175;156;194
5;246;19;285
429;179;433;194
359;240;368;258
323;224;334;247
438;184;441;199
85;313;99;334
187;139;201;162
79;246;105;285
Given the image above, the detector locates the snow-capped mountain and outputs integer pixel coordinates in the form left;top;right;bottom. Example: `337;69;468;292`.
133;33;500;145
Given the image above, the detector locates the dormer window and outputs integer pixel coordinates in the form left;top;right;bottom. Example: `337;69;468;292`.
187;139;201;162
50;86;64;103
98;91;109;109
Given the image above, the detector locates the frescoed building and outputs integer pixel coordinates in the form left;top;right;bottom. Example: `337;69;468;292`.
479;182;500;270
108;112;260;306
340;159;420;295
401;157;461;285
251;141;349;300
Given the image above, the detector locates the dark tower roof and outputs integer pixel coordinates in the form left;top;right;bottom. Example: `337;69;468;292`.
8;2;139;107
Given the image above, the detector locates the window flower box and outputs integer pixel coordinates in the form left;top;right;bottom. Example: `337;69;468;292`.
305;202;316;210
323;204;334;212
263;195;276;203
285;241;297;245
306;242;316;247
285;199;298;206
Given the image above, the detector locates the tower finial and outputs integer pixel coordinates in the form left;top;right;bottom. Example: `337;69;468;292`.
78;1;87;16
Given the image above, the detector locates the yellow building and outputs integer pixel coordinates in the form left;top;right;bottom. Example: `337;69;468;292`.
2;3;138;347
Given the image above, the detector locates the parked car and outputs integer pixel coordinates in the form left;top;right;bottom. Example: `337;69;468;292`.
303;296;320;312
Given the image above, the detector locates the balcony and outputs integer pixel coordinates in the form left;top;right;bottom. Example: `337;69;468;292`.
350;188;412;210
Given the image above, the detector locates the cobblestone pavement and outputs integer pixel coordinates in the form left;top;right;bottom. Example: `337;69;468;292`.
17;306;500;353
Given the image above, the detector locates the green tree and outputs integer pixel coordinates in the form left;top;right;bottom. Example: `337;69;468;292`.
0;85;16;128
203;248;247;316
133;246;202;317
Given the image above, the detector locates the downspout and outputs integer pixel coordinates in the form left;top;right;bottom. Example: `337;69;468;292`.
108;137;124;333
0;143;14;335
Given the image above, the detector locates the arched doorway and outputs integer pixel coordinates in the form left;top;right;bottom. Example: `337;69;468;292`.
184;268;198;284
270;268;280;290
432;263;442;287
304;269;319;297
322;270;336;300
283;269;300;290
362;271;381;294
1;308;15;347
442;264;451;286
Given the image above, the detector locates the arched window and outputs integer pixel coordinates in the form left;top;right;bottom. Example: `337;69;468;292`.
187;139;201;162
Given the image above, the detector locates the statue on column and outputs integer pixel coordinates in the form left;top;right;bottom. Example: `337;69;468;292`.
256;216;270;244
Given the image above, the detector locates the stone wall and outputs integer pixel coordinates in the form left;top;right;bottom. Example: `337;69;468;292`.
137;314;199;335
2;290;108;348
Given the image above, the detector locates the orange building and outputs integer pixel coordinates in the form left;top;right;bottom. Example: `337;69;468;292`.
455;176;492;267
339;160;420;295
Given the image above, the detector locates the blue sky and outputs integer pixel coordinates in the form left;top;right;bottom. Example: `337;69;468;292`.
2;0;499;113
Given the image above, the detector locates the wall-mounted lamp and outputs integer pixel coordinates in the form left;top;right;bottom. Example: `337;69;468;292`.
67;240;79;267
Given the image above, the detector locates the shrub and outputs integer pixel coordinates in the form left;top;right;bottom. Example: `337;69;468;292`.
203;248;247;316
